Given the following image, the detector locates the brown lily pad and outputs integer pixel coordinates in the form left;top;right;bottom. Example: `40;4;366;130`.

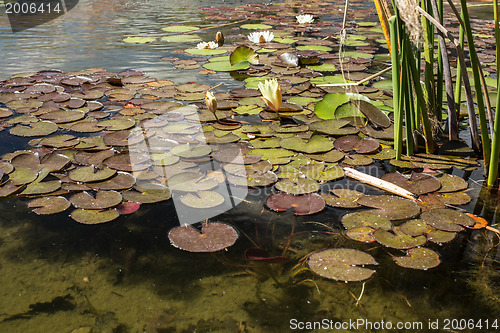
356;195;421;220
28;196;71;215
393;247;440;270
373;227;427;249
334;135;380;154
168;222;238;252
341;211;392;230
265;192;325;215
275;177;320;194
70;190;123;209
381;172;441;196
70;208;120;224
420;208;475;232
321;188;365;208
122;183;171;203
69;166;117;183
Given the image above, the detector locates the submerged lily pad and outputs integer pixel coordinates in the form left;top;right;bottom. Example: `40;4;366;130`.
28;196;71;215
393;247;440;270
308;248;377;282
266;192;325;215
168;222;238;252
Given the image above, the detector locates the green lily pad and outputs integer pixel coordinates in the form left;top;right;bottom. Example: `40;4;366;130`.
230;45;259;65
246;148;296;164
70;190;123;210
184;48;227;56
420;208;475;232
341;211;392;230
162;25;199;32
160;34;202;43
381;172;441;196
203;60;250;72
431;191;471;205
308;119;359;136
170;144;212;158
280;135;333;154
20;179;61;196
180;191;224;208
306;150;345;163
299;163;344;181
9;167;38;185
123;36;156;44
314;93;369;119
10;121;58;137
266;192;325;215
436;174;468;193
168;222;238;252
307;63;337;72
69;166;117;183
345;227;376;243
342;51;373;59
393;247;440;270
70;208;120;224
352;100;391;128
122;183;171;203
28;196;71;215
167;172;219;192
373;227;427;249
296;45;332;52
308;248;377;282
399;219;431;236
89;172;136;191
275;177;320;194
322;189;365;208
240;23;273;30
356;195;421;220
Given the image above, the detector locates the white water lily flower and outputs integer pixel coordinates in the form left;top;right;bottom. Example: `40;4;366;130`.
196;41;218;49
247;31;274;44
258;78;282;112
296;14;314;24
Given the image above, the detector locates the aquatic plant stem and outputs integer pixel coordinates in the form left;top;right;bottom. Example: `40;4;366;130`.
422;0;436;117
487;0;500;187
389;16;403;159
435;0;444;122
373;0;392;50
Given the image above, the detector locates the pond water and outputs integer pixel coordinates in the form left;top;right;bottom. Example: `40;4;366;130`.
0;0;499;332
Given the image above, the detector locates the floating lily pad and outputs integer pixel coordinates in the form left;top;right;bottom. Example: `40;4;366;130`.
28;196;71;215
275;177;320;194
352;100;391;128
0;180;22;197
314;93;367;119
70;208;120;224
180;191;224;208
436;174;468;193
393;247;440;270
168;222;238;252
427;229;456;243
162;25;199;32
345;226;376;243
122;183;171;203
420;208;475;232
308;248;377;282
240;24;273;30
334;135;380;154
308;119;359;136
373;227;427;249
296;45;332;52
299;163;344;181
20;179;61;196
246;148;296;164
381;172;441;196
184;48;227;56
10;121;58;137
306;150;345;163
104;153;151;172
69;166;117;183
161;34;202;43
203;59;250;72
322;189;365;208
399;219;431;236
266;192;325;215
70;190;123;209
123;36;156;44
280;135;333;154
167;172;219;192
170;144;211;158
9;167;38;185
356;195;420;220
88;172;136;190
341;211;392;230
431;191;471;205
230;45;259;65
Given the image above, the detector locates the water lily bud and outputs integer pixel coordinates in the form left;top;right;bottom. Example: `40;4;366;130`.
205;91;217;114
215;31;224;47
257;78;282;112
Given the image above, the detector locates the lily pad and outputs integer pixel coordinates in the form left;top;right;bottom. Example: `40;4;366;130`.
180;191;224;208
308;119;359;136
345;227;376;243
373;227;427;249
170;144;212;159
184;48;227;56
420;208;475;232
122;183;171;203
10;121;58;137
280;135;333;154
275;177;320;194
167;172;219;192
240;24;273;30
314;93;367;119
356;195;421;220
230;45;259;65
70;208;120;224
28;196;71;215
70;190;123;210
162;25;199;33
352;100;391;128
169;220;240;253
381;172;441;196
436;174;468;192
299;163;344;182
393;247;440;270
69;166;117;183
321;189;365;208
123;36;156;44
9;167;38;185
308;248;377;282
265;192;325;215
161;34;202;43
334;135;380;154
341;211;392;230
89;172;136;190
203;60;250;72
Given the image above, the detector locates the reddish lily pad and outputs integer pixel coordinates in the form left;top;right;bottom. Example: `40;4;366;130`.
28;196;71;215
308;248;377;282
334;135;380;154
393;247;440;270
266;192;325;215
168;222;238;252
381;172;441;196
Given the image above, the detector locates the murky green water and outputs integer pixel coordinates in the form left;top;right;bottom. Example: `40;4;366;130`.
0;0;499;332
